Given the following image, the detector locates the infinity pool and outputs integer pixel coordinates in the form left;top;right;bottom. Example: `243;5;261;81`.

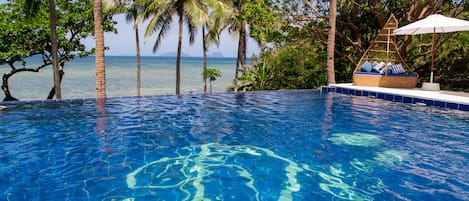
0;90;468;200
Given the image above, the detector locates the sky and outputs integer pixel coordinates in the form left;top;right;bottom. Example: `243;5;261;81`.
83;14;261;57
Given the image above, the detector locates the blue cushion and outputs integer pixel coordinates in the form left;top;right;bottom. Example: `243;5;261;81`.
360;61;373;72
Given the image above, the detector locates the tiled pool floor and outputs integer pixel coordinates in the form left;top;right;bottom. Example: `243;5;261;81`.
322;83;469;111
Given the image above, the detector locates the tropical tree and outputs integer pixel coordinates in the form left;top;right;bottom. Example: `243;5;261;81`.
326;0;336;84
0;1;116;101
94;0;106;99
226;0;273;92
202;67;222;93
23;0;62;99
105;0;143;96
201;0;232;93
136;0;208;95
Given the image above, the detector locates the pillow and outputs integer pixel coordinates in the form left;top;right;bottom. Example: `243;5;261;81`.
373;61;386;73
360;61;373;72
391;63;405;73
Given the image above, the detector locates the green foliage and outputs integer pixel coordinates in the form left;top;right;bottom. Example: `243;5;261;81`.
202;67;222;93
202;68;222;81
242;42;328;91
1;0;117;66
0;3;49;65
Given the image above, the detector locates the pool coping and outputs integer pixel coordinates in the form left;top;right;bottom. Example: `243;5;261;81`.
321;83;469;112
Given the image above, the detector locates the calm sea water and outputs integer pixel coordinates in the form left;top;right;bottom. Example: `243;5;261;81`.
0;90;468;200
1;56;240;101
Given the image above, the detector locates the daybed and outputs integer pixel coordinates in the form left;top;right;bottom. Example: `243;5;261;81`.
353;14;418;88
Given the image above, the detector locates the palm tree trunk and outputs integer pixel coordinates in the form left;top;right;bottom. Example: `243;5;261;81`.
135;26;141;96
240;24;247;76
49;0;61;99
234;30;243;92
326;0;337;84
94;0;106;98
202;27;207;94
176;11;183;95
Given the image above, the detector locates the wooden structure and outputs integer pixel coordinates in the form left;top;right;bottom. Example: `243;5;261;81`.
353;14;418;88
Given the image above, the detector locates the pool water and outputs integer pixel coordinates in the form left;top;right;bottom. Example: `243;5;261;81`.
0;90;468;201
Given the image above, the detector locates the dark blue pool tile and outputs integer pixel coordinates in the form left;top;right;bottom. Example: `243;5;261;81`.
362;91;369;96
369;92;377;98
423;99;434;106
384;94;394;101
355;90;363;96
336;88;343;93
377;93;385;99
413;98;425;104
403;97;413;103
433;101;446;108
446;102;459;110
349;89;356;95
393;95;403;102
321;87;327;93
342;88;349;95
459;104;469;111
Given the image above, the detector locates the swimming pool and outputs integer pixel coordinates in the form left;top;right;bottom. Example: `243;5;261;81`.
1;90;468;200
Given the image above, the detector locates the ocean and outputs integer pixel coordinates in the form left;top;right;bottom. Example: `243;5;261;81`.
1;56;241;101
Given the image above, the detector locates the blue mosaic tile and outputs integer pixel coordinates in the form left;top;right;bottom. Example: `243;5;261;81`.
459;104;469;111
355;90;363;96
369;92;377;98
447;102;458;110
349;89;356;95
377;93;385;99
321;87;327;93
403;97;413;103
413;98;425;104
337;88;343;93
362;91;369;96
384;94;394;101
423;99;434;106
394;95;403;102
342;88;349;94
434;101;446;108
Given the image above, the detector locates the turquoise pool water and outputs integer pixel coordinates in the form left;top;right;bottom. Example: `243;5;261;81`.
0;90;468;200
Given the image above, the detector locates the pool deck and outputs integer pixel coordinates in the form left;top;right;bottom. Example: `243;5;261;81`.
322;83;469;111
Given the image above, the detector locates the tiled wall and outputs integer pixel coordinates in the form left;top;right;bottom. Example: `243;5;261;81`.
321;86;469;112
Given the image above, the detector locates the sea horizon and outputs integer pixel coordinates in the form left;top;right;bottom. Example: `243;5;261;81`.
1;56;250;101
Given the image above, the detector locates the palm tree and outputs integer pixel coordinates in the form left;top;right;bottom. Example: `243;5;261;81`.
327;0;336;84
104;0;142;96
225;0;248;92
200;0;231;93
137;0;208;95
94;0;106;99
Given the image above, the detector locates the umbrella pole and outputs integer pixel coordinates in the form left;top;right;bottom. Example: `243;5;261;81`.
430;28;436;83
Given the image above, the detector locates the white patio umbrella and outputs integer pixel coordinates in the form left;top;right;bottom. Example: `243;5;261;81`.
393;14;469;83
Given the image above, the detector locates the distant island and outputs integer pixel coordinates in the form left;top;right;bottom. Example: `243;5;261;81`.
158;51;225;57
208;52;224;57
159;52;192;57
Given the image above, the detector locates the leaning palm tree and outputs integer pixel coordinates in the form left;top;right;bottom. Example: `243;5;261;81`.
136;0;208;95
225;0;248;92
105;0;143;96
94;0;106;98
200;0;232;93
